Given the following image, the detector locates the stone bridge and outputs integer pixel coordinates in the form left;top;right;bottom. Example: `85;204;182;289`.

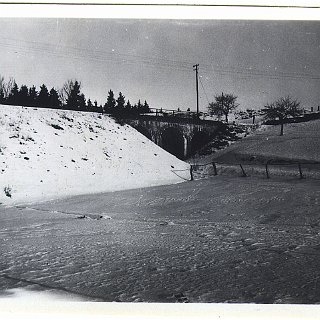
126;115;223;159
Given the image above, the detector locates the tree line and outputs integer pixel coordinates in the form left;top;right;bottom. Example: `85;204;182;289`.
0;76;150;116
0;75;306;136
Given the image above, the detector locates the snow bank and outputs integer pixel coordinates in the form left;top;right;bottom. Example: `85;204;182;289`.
0;105;190;205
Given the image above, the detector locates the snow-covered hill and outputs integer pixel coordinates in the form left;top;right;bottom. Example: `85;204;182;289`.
0;105;190;205
212;120;320;164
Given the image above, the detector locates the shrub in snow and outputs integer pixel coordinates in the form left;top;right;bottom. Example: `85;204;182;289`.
4;185;12;198
50;124;64;130
21;135;34;142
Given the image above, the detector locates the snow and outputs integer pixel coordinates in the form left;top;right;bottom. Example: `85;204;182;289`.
1;287;88;302
0;105;190;205
1;176;320;304
212;120;320;164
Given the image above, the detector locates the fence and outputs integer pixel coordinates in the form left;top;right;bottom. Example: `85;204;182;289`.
189;160;320;181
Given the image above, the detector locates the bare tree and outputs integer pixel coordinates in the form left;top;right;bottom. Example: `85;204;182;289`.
208;93;238;123
262;96;302;136
0;76;4;102
59;79;81;106
0;76;15;101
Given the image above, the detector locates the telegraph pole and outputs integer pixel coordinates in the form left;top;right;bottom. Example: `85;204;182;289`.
193;64;199;117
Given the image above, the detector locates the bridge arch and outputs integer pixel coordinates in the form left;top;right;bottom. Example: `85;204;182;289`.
135;124;152;140
161;126;185;159
189;129;211;156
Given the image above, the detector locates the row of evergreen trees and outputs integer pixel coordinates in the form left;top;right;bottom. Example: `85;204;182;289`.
0;77;151;116
103;89;150;116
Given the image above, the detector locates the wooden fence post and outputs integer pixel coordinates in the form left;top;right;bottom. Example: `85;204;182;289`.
239;164;247;177
266;160;272;179
265;163;269;179
190;165;194;181
212;162;218;176
298;163;304;179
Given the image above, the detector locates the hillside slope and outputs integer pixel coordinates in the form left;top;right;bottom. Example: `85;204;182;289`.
0;105;190;205
212;120;320;164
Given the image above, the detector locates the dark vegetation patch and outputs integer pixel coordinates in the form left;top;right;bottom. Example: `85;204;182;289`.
50;124;64;130
196;125;246;157
23;136;35;142
3;185;12;198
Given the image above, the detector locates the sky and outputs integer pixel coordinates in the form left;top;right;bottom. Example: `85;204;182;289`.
0;18;320;112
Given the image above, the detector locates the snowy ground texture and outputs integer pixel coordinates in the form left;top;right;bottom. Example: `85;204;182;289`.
0;105;190;205
190;120;320;180
1;106;320;305
212;120;320;164
0;176;320;303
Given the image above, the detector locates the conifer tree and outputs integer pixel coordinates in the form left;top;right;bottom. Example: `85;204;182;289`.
17;85;29;106
28;86;38;106
143;100;150;113
125;100;132;113
49;87;61;109
104;90;116;114
79;93;86;111
136;99;143;114
66;80;82;110
93;100;99;112
116;92;125;115
87;98;93;111
37;84;50;107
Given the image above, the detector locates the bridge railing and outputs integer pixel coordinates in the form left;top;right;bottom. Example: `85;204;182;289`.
148;107;202;117
126;113;222;126
146;108;213;120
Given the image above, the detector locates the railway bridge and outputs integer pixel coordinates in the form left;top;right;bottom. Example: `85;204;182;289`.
125;115;223;159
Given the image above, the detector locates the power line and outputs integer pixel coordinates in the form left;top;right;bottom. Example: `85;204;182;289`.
1;36;320;82
200;67;320;82
0;36;194;72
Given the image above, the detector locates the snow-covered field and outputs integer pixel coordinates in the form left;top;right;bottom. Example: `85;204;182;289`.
211;120;320;164
1;176;320;305
0;105;190;205
1;106;320;308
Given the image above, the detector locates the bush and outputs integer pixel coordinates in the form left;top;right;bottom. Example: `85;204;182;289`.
3;185;12;198
50;123;64;130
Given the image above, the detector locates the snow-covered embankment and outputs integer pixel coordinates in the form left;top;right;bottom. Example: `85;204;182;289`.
0;105;190;205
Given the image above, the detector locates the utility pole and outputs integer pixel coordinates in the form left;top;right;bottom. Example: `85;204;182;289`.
193;64;199;117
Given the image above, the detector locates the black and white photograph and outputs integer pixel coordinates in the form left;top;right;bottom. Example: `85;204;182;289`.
0;2;320;318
